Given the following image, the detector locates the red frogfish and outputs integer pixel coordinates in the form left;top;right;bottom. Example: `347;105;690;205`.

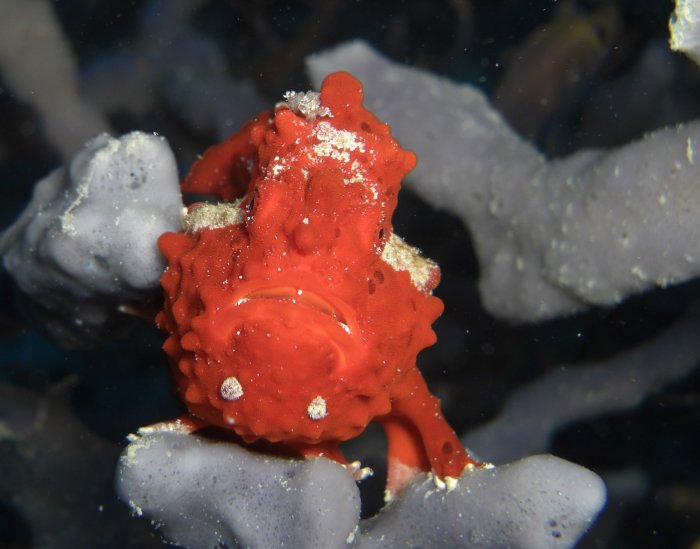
155;71;479;498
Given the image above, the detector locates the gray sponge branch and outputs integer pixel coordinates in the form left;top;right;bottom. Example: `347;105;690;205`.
309;41;700;322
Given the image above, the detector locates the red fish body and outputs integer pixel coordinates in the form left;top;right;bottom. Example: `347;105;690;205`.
156;72;477;496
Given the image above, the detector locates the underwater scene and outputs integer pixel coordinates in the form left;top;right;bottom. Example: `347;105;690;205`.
1;0;699;547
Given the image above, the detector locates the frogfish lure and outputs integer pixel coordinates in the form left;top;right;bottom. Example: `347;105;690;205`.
154;71;480;498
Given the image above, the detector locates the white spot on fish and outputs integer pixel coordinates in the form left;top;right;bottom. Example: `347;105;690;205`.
307;396;327;420
220;377;244;400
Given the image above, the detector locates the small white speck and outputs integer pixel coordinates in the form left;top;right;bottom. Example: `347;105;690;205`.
631;265;648;280
444;476;459;492
129;500;143;517
432;474;446;490
220;377;244;400
307;396;327;420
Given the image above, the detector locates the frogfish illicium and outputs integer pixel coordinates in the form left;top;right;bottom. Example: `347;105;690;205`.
155;71;479;498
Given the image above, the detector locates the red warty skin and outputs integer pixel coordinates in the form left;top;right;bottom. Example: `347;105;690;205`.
156;71;478;497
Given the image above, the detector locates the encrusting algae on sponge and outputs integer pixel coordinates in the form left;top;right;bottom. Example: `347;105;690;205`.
153;71;481;499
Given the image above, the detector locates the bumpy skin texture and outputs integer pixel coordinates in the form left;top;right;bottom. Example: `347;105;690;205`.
156;72;476;495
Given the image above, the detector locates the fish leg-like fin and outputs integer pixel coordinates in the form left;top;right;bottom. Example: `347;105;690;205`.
378;414;429;500
389;368;480;483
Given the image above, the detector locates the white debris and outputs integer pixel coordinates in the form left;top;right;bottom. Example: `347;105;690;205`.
282;90;332;120
307;396;327;420
220;377;244;400
185;201;244;232
381;233;438;293
312;121;365;164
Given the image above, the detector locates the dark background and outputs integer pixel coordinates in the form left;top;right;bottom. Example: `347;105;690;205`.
1;1;699;547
